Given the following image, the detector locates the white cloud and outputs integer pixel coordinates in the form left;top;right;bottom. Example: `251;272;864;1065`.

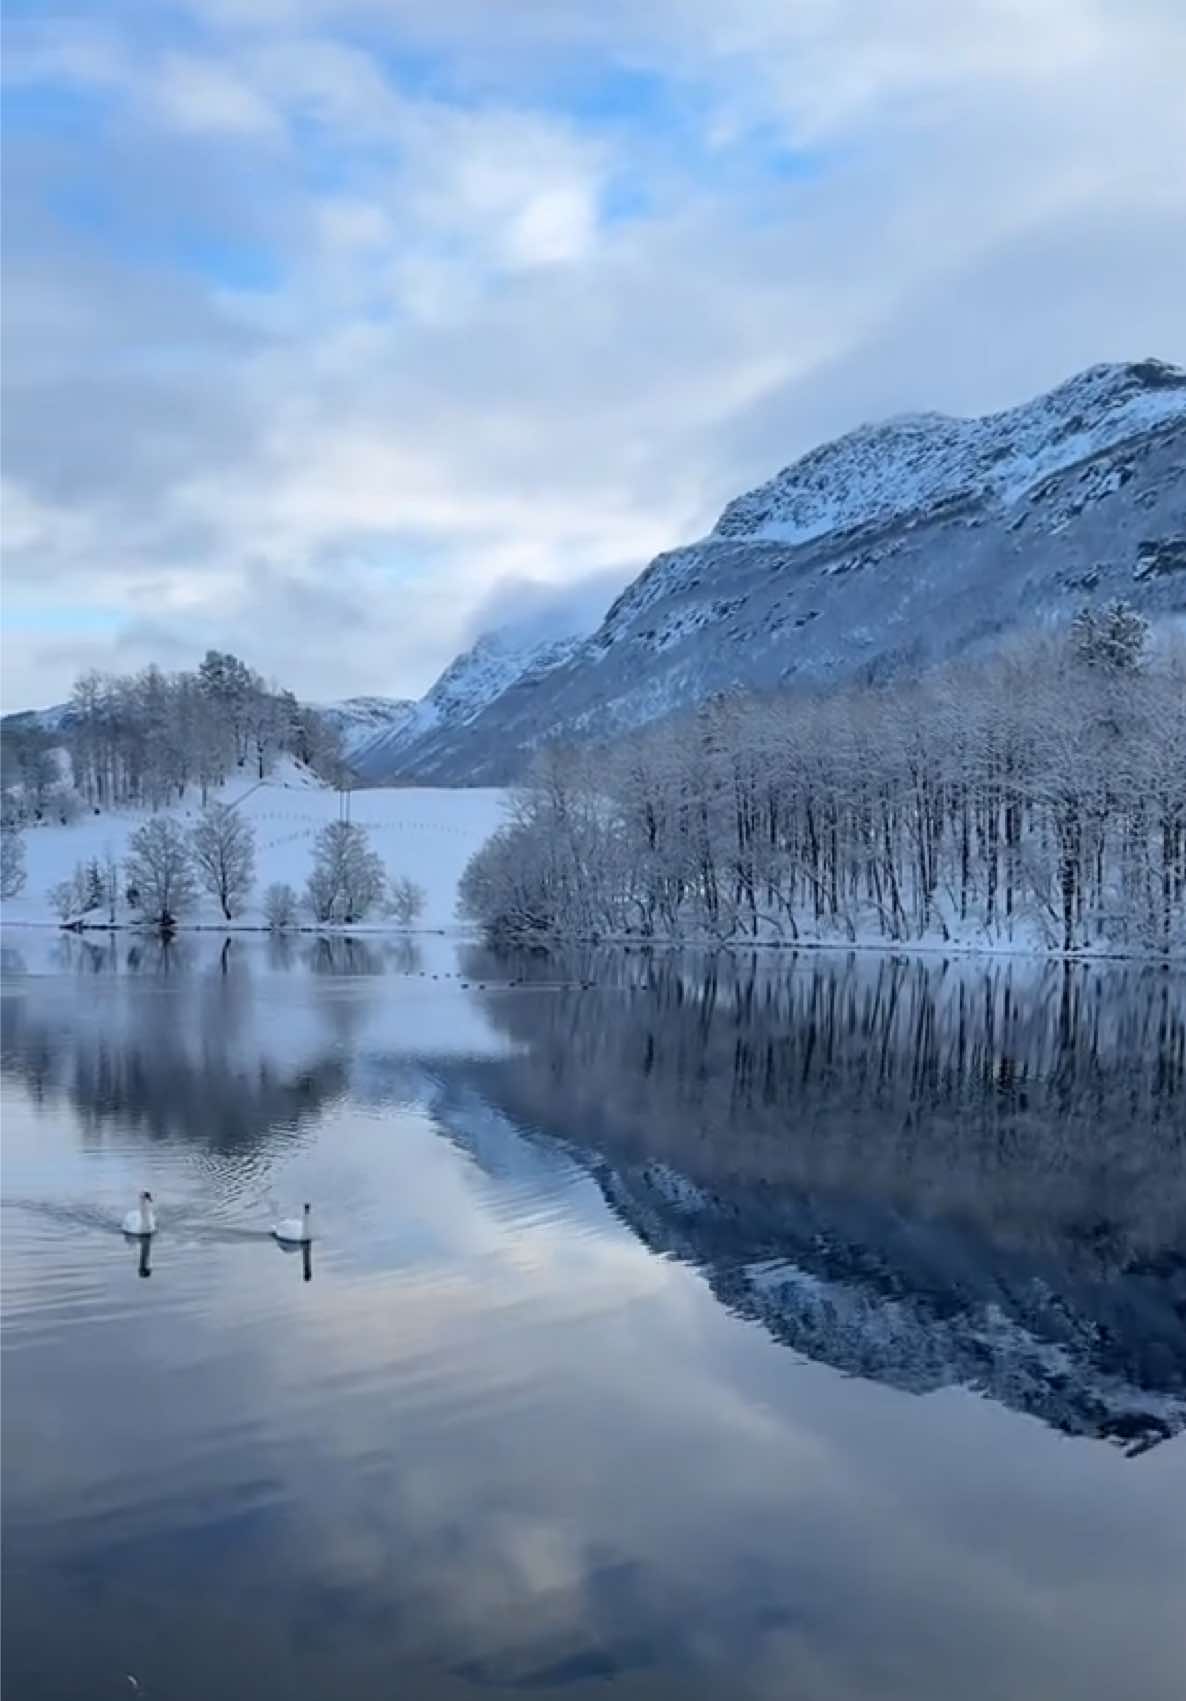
152;51;284;136
2;0;1184;709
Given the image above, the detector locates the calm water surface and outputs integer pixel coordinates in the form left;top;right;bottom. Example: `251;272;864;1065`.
3;932;1185;1701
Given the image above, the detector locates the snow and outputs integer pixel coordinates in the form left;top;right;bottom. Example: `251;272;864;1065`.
713;359;1186;548
351;625;586;779
1;702;72;735
371;360;1185;785
316;696;416;761
2;759;507;934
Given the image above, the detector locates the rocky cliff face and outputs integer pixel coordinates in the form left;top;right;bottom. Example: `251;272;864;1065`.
367;359;1186;783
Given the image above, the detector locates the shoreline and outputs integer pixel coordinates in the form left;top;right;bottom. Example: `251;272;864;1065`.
3;917;1181;966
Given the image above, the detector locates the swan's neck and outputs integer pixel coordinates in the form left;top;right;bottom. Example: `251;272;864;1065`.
140;1204;156;1233
302;1211;312;1239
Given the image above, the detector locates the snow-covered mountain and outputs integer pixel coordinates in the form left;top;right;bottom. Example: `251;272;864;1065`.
0;703;73;737
316;695;416;762
363;358;1186;784
349;625;584;781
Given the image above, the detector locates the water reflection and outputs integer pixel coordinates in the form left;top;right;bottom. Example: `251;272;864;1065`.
271;1238;314;1282
456;949;1186;1451
6;938;1184;1448
3;935;1186;1701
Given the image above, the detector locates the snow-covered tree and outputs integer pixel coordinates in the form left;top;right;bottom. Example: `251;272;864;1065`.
125;816;197;931
61;655;339;810
264;882;298;931
84;858;106;911
103;846;119;924
198;649;257;767
48;864;90;922
190;803;256;920
1;822;26;899
304;821;385;924
304;865;339;925
1072;599;1150;674
386;874;427;926
459;624;1186;957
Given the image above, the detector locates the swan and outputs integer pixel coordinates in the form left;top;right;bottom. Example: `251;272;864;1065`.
273;1203;313;1244
122;1191;156;1237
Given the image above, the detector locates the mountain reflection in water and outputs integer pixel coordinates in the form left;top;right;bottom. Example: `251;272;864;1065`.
4;933;1186;1701
449;947;1186;1451
4;935;1184;1455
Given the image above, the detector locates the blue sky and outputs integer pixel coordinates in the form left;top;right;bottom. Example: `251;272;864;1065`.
3;0;1185;709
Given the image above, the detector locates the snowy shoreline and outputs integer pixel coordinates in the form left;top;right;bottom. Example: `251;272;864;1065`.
2;770;508;937
2;918;470;940
7;915;1181;963
398;926;1186;966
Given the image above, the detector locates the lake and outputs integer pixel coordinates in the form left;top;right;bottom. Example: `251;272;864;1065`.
3;932;1185;1701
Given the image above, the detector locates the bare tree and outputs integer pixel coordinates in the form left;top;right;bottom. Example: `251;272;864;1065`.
332;822;386;923
60;653;338;811
103;845;119;924
304;821;385;924
1;823;26;899
386;874;427;927
0;724;58;820
48;865;89;923
190;803;256;920
125;816;197;932
264;881;298;930
460;627;1186;957
304;864;339;925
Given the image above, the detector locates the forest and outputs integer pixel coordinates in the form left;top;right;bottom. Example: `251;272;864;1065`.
1;650;345;821
460;604;1186;956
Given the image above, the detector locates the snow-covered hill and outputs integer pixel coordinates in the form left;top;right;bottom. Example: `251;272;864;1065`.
361;358;1186;784
3;762;505;932
1;703;73;737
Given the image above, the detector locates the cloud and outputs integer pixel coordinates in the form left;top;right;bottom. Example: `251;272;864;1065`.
152;51;285;136
462;567;635;649
2;0;1184;709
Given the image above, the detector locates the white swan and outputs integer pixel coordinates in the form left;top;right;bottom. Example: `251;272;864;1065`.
273;1203;313;1244
122;1191;157;1236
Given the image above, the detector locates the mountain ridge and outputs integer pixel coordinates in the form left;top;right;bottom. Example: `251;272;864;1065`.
7;361;1185;784
362;357;1186;784
349;626;586;780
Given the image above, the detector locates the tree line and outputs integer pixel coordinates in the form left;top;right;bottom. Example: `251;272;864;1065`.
35;810;425;935
460;603;1186;957
1;650;346;822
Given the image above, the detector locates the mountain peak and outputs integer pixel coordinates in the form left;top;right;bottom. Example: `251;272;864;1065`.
712;357;1186;548
358;357;1186;783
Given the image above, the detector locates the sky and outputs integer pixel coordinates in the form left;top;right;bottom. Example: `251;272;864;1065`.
3;0;1185;712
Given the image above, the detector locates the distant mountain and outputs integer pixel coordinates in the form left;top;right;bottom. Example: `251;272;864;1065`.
316;695;416;763
1;694;413;770
349;626;584;782
0;703;73;737
363;358;1186;784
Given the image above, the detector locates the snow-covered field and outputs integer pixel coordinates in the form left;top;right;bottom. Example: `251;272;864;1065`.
3;762;507;933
